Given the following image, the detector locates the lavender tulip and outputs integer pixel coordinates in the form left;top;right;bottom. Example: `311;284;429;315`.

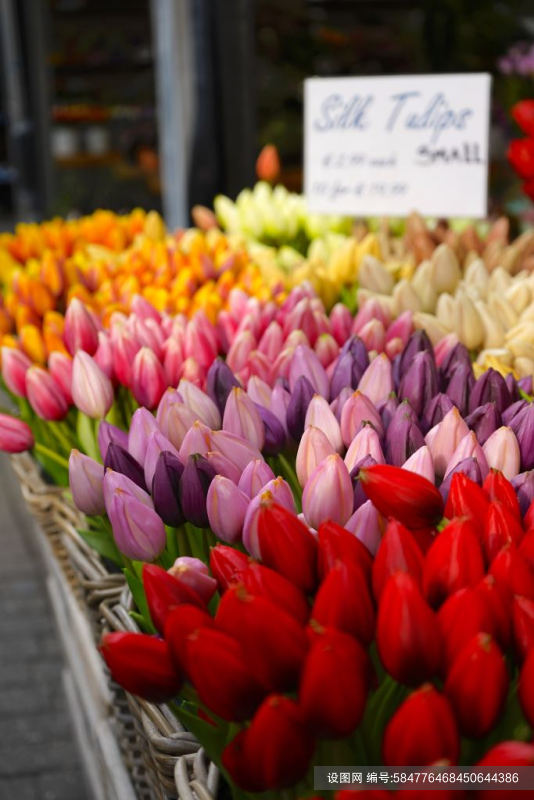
345;500;382;555
469;368;511;414
128;408;159;464
385;407;424;467
288;345;329;397
206;476;249;543
178;421;213;460
270;382;290;435
68;450;105;515
205;450;242;484
465;402;501;445
350;454;378;511
446;362;475;416
98;421;129;462
247;377;273;409
151;451;184;526
206;358;240;414
103;469;153;511
223;387;265;450
210;429;262;471
107;489;166;561
330;386;353;424
509;404;534;471
518;376;533;396
238;459;276;497
439;457;483;500
105;443;147;491
439;341;472;382
286;375;315;441
179;454;217;527
502;400;527;426
302;453;353;529
421;393;454;433
379;393;399;429
398;351;438;417
340;391;383;447
512;470;534;515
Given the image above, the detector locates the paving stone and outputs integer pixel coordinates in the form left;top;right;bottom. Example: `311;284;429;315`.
0;777;38;800
39;769;88;800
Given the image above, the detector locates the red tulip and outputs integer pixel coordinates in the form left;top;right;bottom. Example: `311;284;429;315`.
359;464;444;529
0;414;34;453
513;594;534;660
519;528;534;571
257;500;317;593
512;100;534;137
383;685;459;766
423;518;485;607
477;741;534;765
438;587;495;669
209;544;250;592
524;178;534;202
317;519;373;584
300;628;368;737
483;469;520;519
256;144;281;183
524;498;534;530
489;544;534;601
222;730;263;792
444;472;489;534
372;519;424;601
482;501;524;564
216;586;308;691
519;648;534;727
186;628;266;720
164;603;213;673
474;575;512;650
142;563;204;634
508;138;534;180
235;694;315;791
377;573;441;684
311;560;375;646
26;366;68;421
239;563;310;624
444;632;508;737
99;631;181;703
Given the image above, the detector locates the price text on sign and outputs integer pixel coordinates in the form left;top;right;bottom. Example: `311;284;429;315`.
304;73;491;218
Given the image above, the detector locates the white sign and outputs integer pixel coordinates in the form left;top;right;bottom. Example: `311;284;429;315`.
304;73;491;218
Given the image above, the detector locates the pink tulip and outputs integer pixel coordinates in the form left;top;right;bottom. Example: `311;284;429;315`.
247;376;272;409
271;383;290;434
93;332;114;379
258;321;284;361
425;406;470;478
358;320;386;353
238;459;276;497
179;357;205;386
269;346;295;385
402;445;435;483
110;326;140;387
315;333;339;368
178;421;213;460
226;330;256;373
178;379;221;429
340;390;383;447
48;352;73;404
131;294;161;323
71;351;113;419
385;310;413;346
185;313;218;368
353;299;391;332
26;367;68;421
162;337;184;387
103;468;153;510
1;347;30;397
68;450;105;515
247;350;271;384
345;425;386;472
130;316;164;360
206;476;249;543
434;333;460;366
205;450;242;484
128;407;160;463
444;430;489;480
131;347;166;410
304;394;343;452
223;387;265;450
330;303;353;346
216;310;238;352
296;426;335;488
63;298;99;356
0;413;34;453
302;453;353;529
358;354;393;406
483;427;521;480
289;345;329;397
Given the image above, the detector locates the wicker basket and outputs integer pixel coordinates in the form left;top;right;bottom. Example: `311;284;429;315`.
174;751;218;800
100;588;207;799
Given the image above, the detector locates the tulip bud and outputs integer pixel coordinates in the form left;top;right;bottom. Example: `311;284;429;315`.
421;392;454;434
340;391;383;447
72;351;113;419
357;353;393;407
477;741;534;766
483;501;524;564
300;628;368;737
330;303;353;345
257;321;284;362
423;518;485;606
509;404;534;471
440;458;483;502
255;403;286;455
512;470;534;515
444;470;489;524
438;587;496;670
26;367;68;421
398;351;438;418
330;348;367;401
224;694;315;792
382;685;459;766
151;451;184;526
444;430;489;481
305;394;343;452
296;426;335;488
402;445;435;483
445;633;508;738
48;352;73;405
398;330;433;378
104;444;147;491
209;544;250;593
490;545;534;601
289;345;329;397
469;368;511;414
99;632;181;703
142;563;205;634
257;500;317;593
372;519;424;600
127;407;159;464
425;407;470;478
131;347;166;410
68;450;105;515
1;346;30;397
359;463;444;529
144;430;181;489
167;557;217;605
237;459;274;498
178;379;221;429
178;420;212;460
222;387;265;450
206;475;249;543
302;454;353;529
358;319;385;352
107;489;166;561
312;561;374;646
344;499;382;555
239;563;309;624
513;595;534;661
216;586;308;692
385;405;424;467
64;298;99;356
210;428;262;472
286;375;315;441
465;402;501;446
446;362;474;416
179;454;216;528
0;414;34;453
103;469;153;514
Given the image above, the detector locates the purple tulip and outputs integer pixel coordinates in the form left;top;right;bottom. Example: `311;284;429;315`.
330;386;353;423
206;358;241;414
505;373;520;403
398;330;433;378
421;393;454;433
151;451;184;527
350;454;378;511
128;408;159;464
98;421;128;461
439;341;472;383
238;459;276;497
144;431;182;489
512;470;534;515
446;362;475;416
439;457;483;501
255;403;286;455
286;375;315;441
469;368;511;414
179;454;217;527
518;376;533;396
107;489;166;561
330;337;369;400
398;350;438;417
206;476;249;543
270;382;290;434
379;393;399;429
104;443;147;491
385;407;424;467
68;450;105;515
509;403;534;470
289;345;329;397
465;402;501;446
502;400;527;426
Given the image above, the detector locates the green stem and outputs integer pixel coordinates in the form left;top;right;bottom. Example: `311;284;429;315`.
33;442;69;469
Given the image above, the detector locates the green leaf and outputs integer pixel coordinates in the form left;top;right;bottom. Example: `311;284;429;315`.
76;411;100;461
124;567;156;634
78;526;122;565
